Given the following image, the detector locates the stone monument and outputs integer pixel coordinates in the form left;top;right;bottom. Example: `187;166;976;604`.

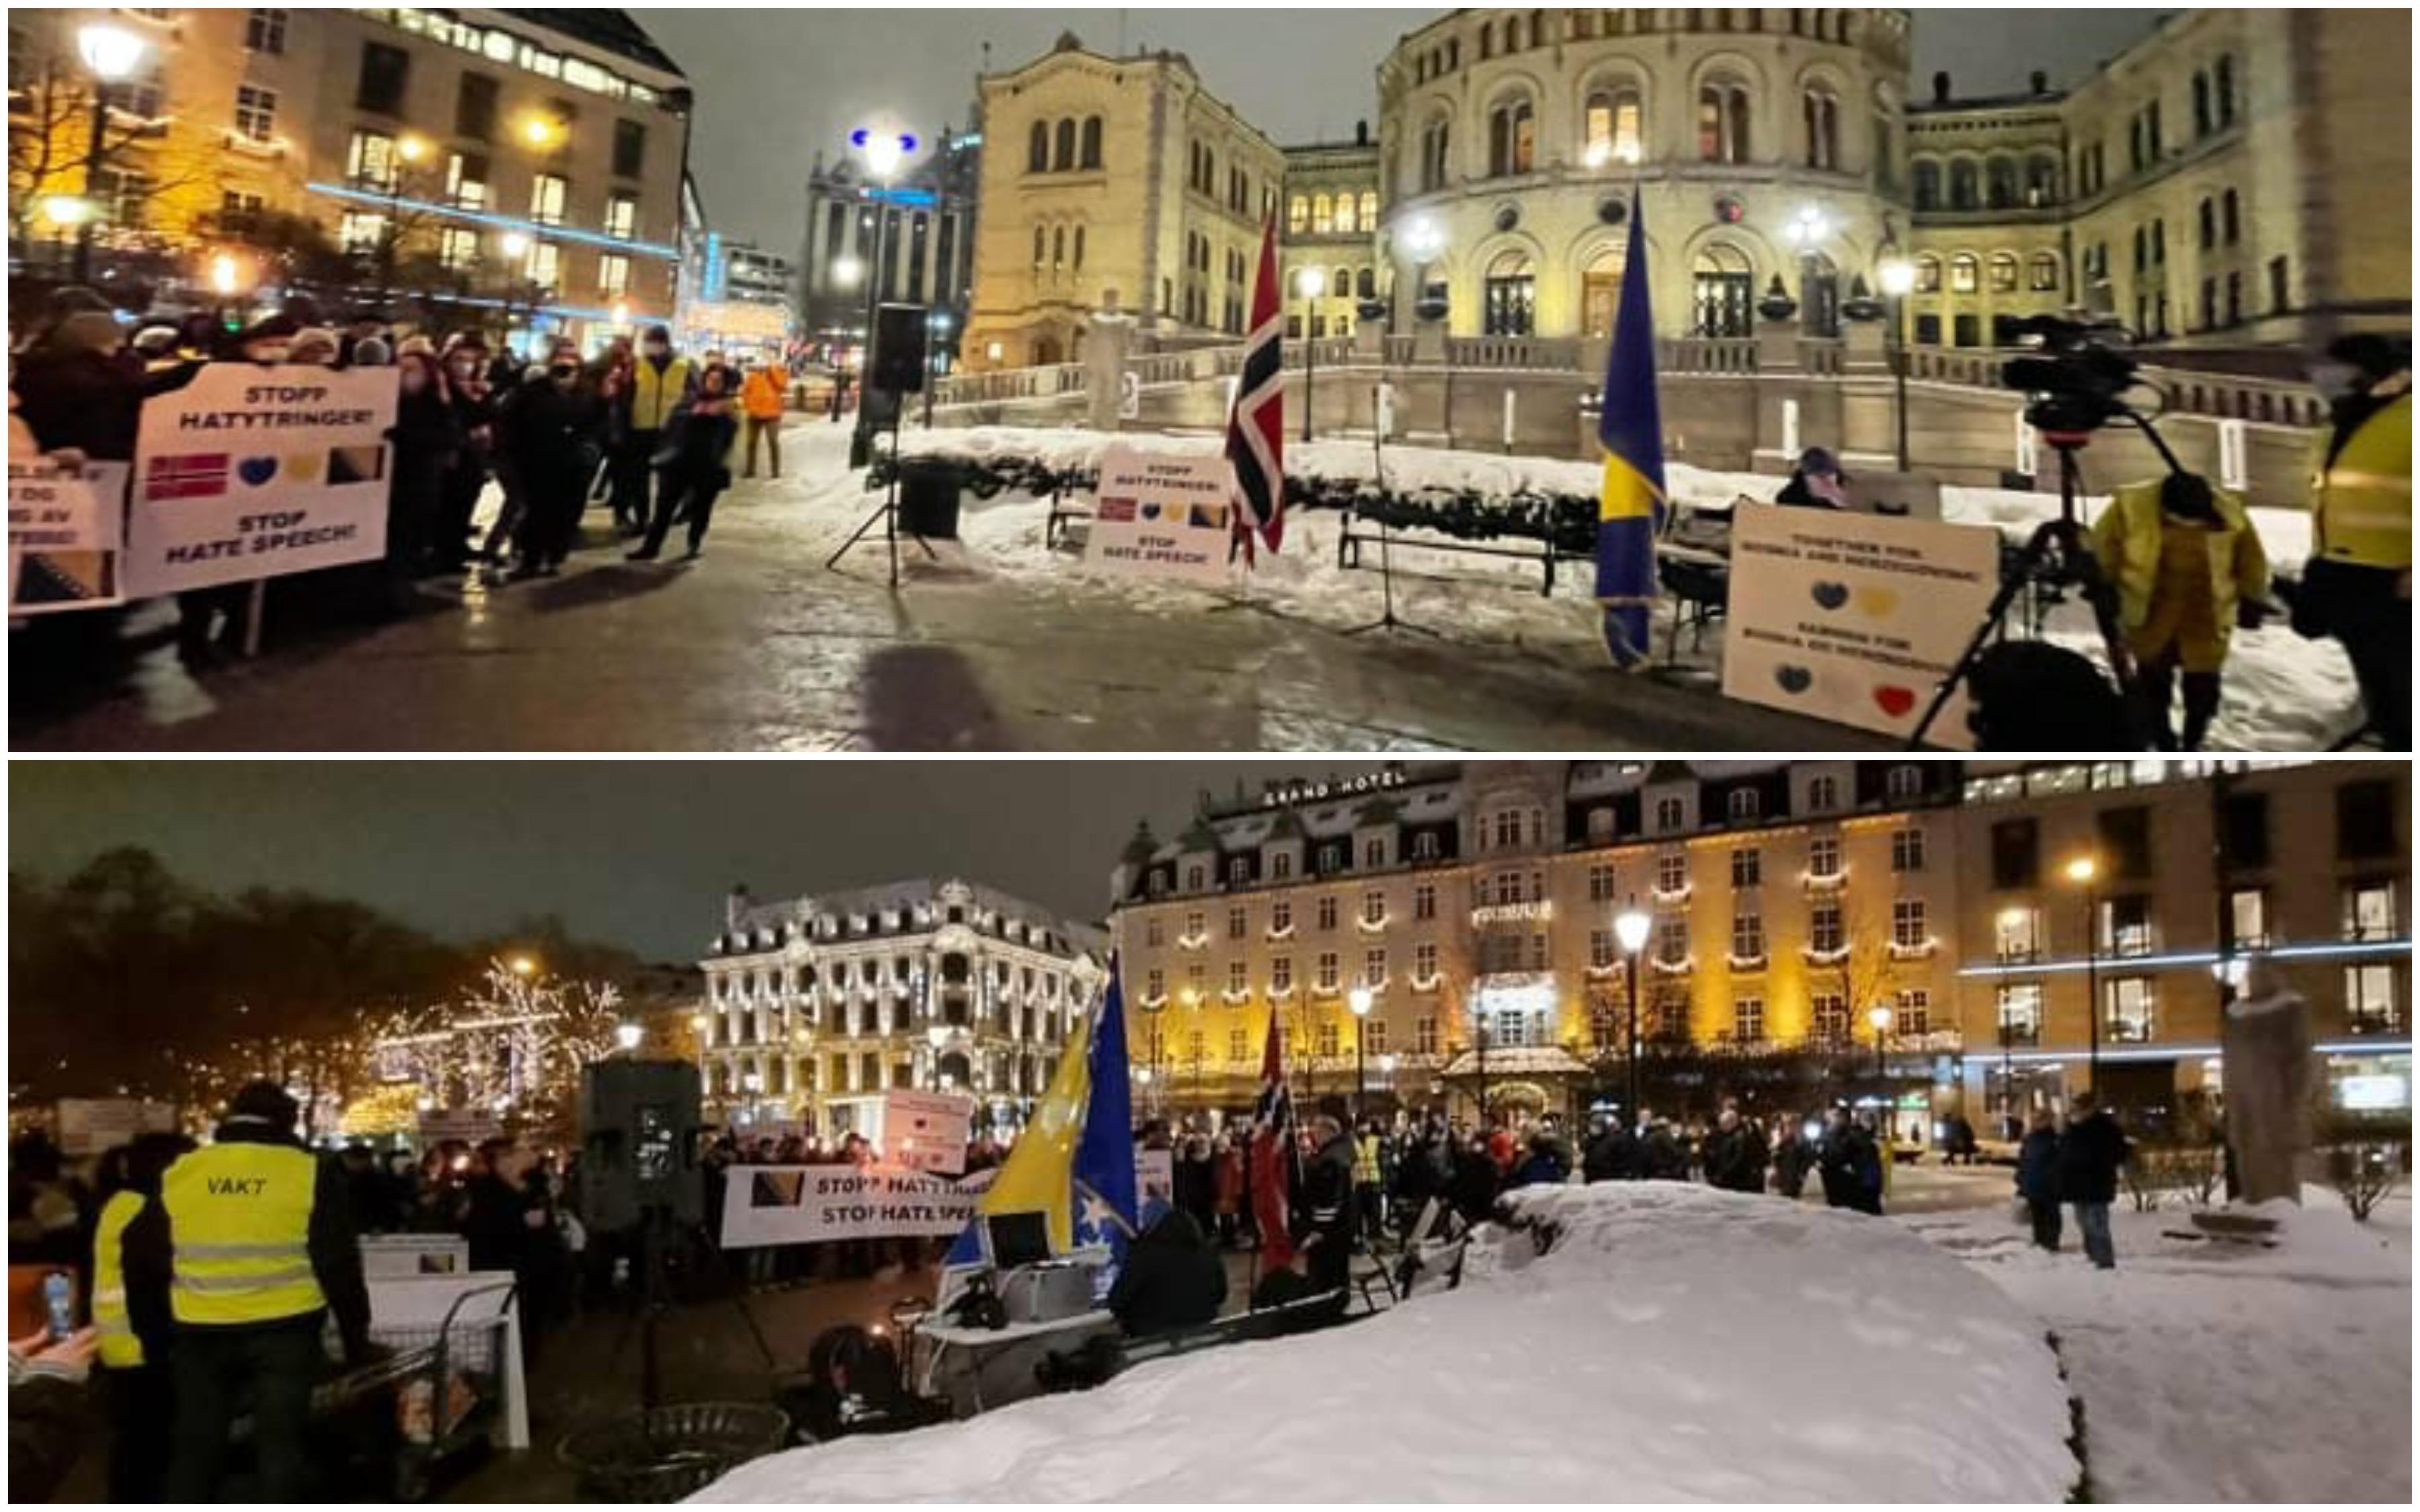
2218;955;2316;1208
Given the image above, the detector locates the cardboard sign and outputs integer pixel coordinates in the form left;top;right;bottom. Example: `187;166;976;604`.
1082;444;1238;587
721;1165;977;1249
56;1097;178;1156
9;460;128;615
126;363;398;595
883;1089;973;1175
417;1107;501;1145
1722;505;2000;748
360;1234;471;1277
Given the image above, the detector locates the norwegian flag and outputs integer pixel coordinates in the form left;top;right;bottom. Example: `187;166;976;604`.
1223;213;1285;562
1248;1005;1299;1268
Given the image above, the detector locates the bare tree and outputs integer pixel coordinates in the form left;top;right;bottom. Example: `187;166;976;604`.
7;48;207;271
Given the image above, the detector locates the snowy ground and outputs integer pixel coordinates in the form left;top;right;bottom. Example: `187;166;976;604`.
848;424;2362;751
1908;1189;2411;1503
695;1182;2078;1503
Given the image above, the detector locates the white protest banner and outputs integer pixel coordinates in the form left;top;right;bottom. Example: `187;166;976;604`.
418;1108;501;1145
56;1098;178;1157
126;363;397;595
1082;444;1237;587
360;1234;471;1278
9;460;127;615
1135;1148;1174;1213
883;1089;973;1175
720;1165;977;1249
1722;505;2000;747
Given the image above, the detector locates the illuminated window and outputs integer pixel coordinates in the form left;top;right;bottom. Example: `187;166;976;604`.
233;85;278;142
598;253;630;298
530;173;568;227
605;194;638;239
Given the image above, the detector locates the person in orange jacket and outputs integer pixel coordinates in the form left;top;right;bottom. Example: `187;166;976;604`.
739;358;789;480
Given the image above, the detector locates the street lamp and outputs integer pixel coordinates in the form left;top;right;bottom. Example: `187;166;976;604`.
508;954;536;978
1876;249;1917;471
378;132;430;310
1295;265;1326;443
2066;855;2101;1092
1348;985;1373;1120
615;1020;643;1054
1867;1001;1894;1162
848;126;918;468
1615;903;1652;1125
73;21;147;285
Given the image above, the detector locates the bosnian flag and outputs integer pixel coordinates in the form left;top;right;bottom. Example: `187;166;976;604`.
1248;1005;1299;1268
1224;212;1285;562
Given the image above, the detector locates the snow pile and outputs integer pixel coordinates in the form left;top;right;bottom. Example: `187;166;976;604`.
1909;1190;2410;1503
694;1183;2079;1503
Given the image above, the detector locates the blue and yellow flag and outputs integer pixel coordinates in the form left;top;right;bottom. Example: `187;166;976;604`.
1595;187;1667;669
941;954;1139;1282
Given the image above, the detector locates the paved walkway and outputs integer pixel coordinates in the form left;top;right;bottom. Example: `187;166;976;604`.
11;429;1884;753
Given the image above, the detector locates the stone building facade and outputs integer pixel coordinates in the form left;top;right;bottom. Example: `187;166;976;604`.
1280;131;1384;341
1109;761;2411;1138
797;126;981;370
7;7;692;348
696;878;1108;1138
961;36;1286;370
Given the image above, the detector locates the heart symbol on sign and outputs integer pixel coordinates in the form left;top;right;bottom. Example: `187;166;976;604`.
1811;581;1850;611
1774;665;1814;695
1141;503;1162;520
237;456;279;487
1873;685;1917;718
1856;587;1900;616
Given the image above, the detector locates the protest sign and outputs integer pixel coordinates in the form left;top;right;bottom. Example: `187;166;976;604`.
418;1107;501;1145
883;1089;973;1175
1082;444;1237;587
126;363;397;595
1722;505;2000;747
9;460;127;615
56;1098;178;1157
721;1165;977;1249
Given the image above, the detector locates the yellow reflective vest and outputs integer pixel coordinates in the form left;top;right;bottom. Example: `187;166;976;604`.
91;1190;147;1368
159;1142;326;1327
2089;478;2269;652
2311;391;2411;571
629;355;693;433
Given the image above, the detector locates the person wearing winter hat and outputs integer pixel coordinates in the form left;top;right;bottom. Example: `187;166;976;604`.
349;335;393;368
1776;446;1849;508
287;327;340;366
2292;331;2410;747
11;310;141;462
231;312;300;364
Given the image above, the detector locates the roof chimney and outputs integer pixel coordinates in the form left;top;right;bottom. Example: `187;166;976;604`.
726;884;752;930
1932;71;1952;104
2029;69;2050;95
1355;118;1369;146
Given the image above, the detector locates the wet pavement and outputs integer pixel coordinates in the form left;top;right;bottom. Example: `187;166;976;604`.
11;427;1886;753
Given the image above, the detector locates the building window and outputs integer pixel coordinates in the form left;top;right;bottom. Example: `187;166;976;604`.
1316;896;1338;931
2336;780;2398;860
530;173;568;226
1271;900;1292;933
1895;989;1931;1036
1227;959;1248;996
2345;965;2400;1033
1892;898;1928;950
1989;253;2019;293
1588;864;1615;902
1656;852;1687;894
337;210;387;255
1289;195;1309;235
446;152;490;210
455;73;497;140
347;129;398;191
1726;788;1760;821
1809;902;1843;954
1809;835;1841;878
1733;996;1765;1042
2103;978;2154;1042
356;40;410;116
1055;118;1076;171
1145;917;1164;948
2100;894;2153;957
1227;904;1248;940
1227;1025;1250;1062
1487;95;1537;175
1364;949;1387;987
218;190;264;231
1693;246;1754;337
233;85;277;142
2227;888;2269;951
1812;993;1849;1042
1914;255;1941;294
245;7;288;53
1415;941;1439;980
1317;952;1340;992
1482;253;1535;336
1080;116;1102;170
1414;884;1436;921
1416;1015;1439;1054
597;253;630;298
1949;255;1980;295
1996;907;2039;962
1361;890;1385;926
1808;775;1839;812
1886;765;1923;802
1891;828;1926;872
2342;882;2398;943
1697;81;1750;163
1731;909;1764;961
1028;121;1049;173
1272;956;1293;993
1656;915;1688;964
1802;88;1839;169
1363;838;1385;868
1590;929;1615;968
1730;848;1761;888
1145;968;1165;1000
612;118;646;178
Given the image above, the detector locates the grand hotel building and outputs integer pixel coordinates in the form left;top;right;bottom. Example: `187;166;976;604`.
1108;761;2411;1137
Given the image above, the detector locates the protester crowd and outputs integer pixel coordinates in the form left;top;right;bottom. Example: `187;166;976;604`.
8;287;791;669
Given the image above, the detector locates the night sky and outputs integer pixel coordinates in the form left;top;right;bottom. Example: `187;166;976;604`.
8;761;1387;961
633;7;2172;249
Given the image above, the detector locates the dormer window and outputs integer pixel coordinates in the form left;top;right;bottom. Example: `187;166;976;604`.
1726;788;1760;821
1655;796;1684;831
1886;765;1923;802
1413;832;1439;861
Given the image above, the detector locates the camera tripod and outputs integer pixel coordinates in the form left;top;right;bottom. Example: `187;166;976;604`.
1908;418;2179;749
611;1203;778;1411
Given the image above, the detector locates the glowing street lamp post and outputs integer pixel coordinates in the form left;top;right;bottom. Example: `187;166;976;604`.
1868;1001;1895;1191
1295;265;1326;443
1348;986;1373;1120
1876;249;1917;472
73;22;147;284
1615;904;1652;1124
2068;855;2102;1091
848;128;916;470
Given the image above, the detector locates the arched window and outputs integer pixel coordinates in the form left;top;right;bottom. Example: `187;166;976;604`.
2214;55;2236;127
1483;251;1536;335
1053;118;1076;171
2029;252;2061;292
1949;253;1980;294
1028;121;1049;173
1051;225;1065;269
1073;224;1085;270
1693;244;1755;336
1312;193;1334;234
1332;265;1352;304
1505;15;1523;50
1080;116;1102;170
1912;159;1941;211
1988;253;2019;293
1357;190;1378;231
1479;20;1494;58
1584;85;1644;165
1986;158;2019;210
2221;188;2240;245
1580;244;1625;337
2197;196;2216;250
1948;159;1979;210
1488;95;1537;176
1802;89;1839;169
1031;224;1046;267
1420;117;1451;192
2025;154;2059;206
1697;81;1750;163
1289;194;1309;234
1356;265;1376;300
2191;71;2212;136
1914;254;1941;292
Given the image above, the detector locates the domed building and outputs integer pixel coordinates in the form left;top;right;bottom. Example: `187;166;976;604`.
1373;7;1915;339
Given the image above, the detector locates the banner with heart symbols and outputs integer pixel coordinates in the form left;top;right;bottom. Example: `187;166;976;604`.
1081;443;1240;588
124;362;398;596
1720;503;2001;747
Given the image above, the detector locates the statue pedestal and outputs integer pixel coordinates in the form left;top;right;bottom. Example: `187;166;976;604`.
1084;310;1135;431
2183;1210;2282;1248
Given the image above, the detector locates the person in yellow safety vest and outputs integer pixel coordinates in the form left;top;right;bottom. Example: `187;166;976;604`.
121;1081;375;1503
91;1130;194;1503
2088;470;2271;751
1353;1122;1384;1243
740;359;790;480
2294;333;2411;749
614;322;696;546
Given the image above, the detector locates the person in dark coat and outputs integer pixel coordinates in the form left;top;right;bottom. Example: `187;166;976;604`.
1818;1109;1884;1215
494;351;603;578
1446;1133;1500;1226
381;349;459;612
1291;1109;1358;1312
1106;1208;1226;1338
2056;1092;2129;1269
1642;1118;1688;1181
1581;1116;1640;1183
629;362;738;562
433;334;496;570
1703;1107;1767;1193
1775;446;1849;509
1508;1131;1568;1189
11;310;145;460
2015;1107;2064;1251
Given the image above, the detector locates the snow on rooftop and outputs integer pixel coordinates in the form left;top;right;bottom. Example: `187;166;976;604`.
694;1182;2078;1504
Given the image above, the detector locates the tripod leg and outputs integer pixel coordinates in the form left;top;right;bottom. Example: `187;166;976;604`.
1908;528;2059;747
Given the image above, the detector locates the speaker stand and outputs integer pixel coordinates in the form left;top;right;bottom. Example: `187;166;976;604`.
826;396;936;588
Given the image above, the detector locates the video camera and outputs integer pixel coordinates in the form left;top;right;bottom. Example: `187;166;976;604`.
2000;314;2144;437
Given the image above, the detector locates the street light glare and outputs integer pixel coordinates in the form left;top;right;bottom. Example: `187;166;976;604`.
1348;986;1373;1016
77;22;146;81
509;954;536;976
499;230;530;257
1295;266;1326;298
1614;908;1652;954
1868;1004;1894;1031
831;253;864;288
1877;254;1917;298
2066;855;2099;884
397;133;430;163
614;1021;643;1051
